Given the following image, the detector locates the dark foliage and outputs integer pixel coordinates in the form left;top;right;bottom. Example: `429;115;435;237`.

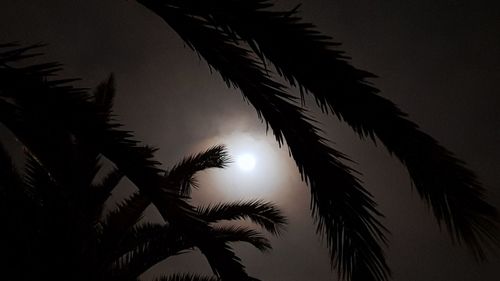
136;1;499;280
0;44;286;281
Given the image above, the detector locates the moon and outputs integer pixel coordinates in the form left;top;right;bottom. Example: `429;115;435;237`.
237;153;256;171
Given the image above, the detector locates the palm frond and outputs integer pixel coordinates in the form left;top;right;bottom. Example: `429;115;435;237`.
197;200;286;235
0;142;42;280
23;151;55;198
164;0;500;260
101;192;150;238
110;224;193;280
0;43;47;65
0;44;198;227
154;273;219;281
93;74;116;121
210;225;271;252
0;141;22;191
193;235;251;280
141;219;254;281
113;222;168;257
0;141;34;214
111;222;255;281
165;145;229;196
136;3;390;280
155;273;260;281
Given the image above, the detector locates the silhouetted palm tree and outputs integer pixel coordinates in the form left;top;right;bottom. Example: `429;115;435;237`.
131;1;499;281
0;46;286;281
2;0;499;278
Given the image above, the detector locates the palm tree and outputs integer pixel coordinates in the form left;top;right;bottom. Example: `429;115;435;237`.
0;47;286;281
129;1;499;281
2;0;499;279
0;143;285;281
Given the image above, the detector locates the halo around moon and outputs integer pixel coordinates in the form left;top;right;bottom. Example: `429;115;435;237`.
237;153;257;171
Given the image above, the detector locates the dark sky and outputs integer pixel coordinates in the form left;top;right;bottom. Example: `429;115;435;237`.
2;0;500;280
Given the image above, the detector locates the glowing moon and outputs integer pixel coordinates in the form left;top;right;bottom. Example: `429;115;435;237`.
194;132;291;199
237;153;256;171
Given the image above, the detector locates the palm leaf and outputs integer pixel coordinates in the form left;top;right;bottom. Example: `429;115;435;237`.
112;222;170;260
110;225;192;280
92;74;116;121
154;273;219;281
188;230;255;281
0;141;22;191
111;222;255;281
91;167;124;207
101;192;151;242
210;225;271;252
197;200;286;235
0;143;41;280
0;43;47;65
165;145;229;196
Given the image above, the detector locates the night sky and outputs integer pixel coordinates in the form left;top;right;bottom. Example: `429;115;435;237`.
2;0;500;280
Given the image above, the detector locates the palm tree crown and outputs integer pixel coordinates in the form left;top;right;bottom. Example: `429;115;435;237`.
0;47;286;281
